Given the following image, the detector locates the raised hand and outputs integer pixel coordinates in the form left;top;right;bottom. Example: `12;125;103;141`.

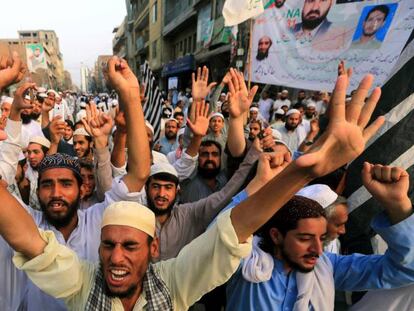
186;100;210;137
295;74;384;178
246;151;292;195
9;82;36;122
49;116;66;144
82;103;113;140
337;59;352;78
114;106;127;133
226;68;258;119
105;57;140;104
192;66;217;101
362;163;411;224
0;52;26;90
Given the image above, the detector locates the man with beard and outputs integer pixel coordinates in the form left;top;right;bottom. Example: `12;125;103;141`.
180;140;229;203
0;56;151;311
73;127;93;160
156;118;179;155
304;102;317;120
0;96;12;130
273;89;291;111
256;36;273;61
294;0;333;38
274;109;305;152
351;5;389;50
21;94;45;148
20;136;51;210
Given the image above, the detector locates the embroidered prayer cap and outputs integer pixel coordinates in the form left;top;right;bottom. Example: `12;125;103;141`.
307;103;316;108
249;107;259;112
1;96;13;105
210;112;225;120
274;139;293;155
38;153;81;179
101;201;156;237
281;89;289;94
165;118;179;125
296;184;338;209
29;136;51;149
150;162;178;178
73;127;91;137
145;120;154;136
286;109;301;116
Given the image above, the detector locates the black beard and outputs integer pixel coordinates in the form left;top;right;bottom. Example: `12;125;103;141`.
301;9;329;31
256;49;269;61
146;193;175;216
363;29;377;37
31;112;41;120
275;0;285;8
221;110;229;118
165;132;177;140
285;123;298;131
198;163;221;179
39;196;80;229
21;114;32;124
305;112;314;118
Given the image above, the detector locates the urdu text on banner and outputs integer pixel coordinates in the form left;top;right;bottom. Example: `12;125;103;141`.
252;0;414;91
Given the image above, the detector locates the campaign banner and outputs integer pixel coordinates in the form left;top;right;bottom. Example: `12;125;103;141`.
251;0;414;91
26;43;47;73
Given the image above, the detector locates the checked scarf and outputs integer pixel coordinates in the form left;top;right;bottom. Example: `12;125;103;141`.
85;264;173;310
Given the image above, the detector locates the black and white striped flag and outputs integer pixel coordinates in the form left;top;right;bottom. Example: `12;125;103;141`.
342;30;414;254
142;61;163;142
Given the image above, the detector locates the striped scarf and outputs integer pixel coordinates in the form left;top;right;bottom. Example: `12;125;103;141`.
85;264;173;310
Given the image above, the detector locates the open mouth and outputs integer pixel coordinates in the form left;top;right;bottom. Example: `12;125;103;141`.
107;269;130;286
48;201;67;212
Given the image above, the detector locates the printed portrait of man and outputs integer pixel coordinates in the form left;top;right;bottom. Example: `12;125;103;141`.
351;4;394;50
293;0;334;39
256;36;273;61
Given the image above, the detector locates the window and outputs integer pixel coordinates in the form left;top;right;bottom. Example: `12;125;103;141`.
152;40;157;58
152;1;158;23
183;38;187;54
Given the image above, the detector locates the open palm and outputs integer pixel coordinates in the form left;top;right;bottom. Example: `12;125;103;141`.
296;74;385;178
187;100;210;137
192;66;217;101
226;68;258;118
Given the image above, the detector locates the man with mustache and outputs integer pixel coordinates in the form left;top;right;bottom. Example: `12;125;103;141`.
0;56;151;310
294;0;333;39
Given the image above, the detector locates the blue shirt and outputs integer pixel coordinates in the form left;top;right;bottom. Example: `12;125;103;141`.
226;209;414;311
158;136;179;155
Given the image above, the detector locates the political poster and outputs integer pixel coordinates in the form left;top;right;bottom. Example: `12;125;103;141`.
26;43;47;73
251;0;414;91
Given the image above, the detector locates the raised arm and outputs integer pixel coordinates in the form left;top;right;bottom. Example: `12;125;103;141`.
81;103;114;199
231;73;385;242
106;57;150;192
0;51;26;92
226;68;258;157
110;108;128;176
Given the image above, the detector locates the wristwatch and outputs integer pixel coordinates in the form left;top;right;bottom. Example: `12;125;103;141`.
304;140;314;146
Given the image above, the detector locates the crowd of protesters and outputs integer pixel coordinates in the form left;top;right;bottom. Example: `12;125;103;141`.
0;52;413;311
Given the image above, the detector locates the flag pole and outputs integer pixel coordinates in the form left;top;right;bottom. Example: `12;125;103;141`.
247;18;253;91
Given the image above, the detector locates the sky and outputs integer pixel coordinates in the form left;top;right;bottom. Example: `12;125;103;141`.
0;0;127;87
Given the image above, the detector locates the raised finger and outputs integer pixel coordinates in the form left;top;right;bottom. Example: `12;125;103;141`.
197;67;201;81
329;75;347;121
358;87;381;128
362;116;385;142
230;68;240;91
347;74;374;124
237;71;247;93
202;66;208;81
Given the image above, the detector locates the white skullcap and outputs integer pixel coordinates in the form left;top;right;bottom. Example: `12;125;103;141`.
29;136;51;149
166;118;179;125
24;95;31;100
274;139;293;155
38;93;47;98
37;87;47;93
101;201;156;237
145;120;154;136
73;127;90;137
80;101;87;108
210;112;225;120
189;98;193;103
250;107;259;112
275;108;285;115
1;97;13;105
296;184;338;209
307;103;316;108
47;89;58;97
150;162;178;178
282;89;288;94
177;127;186;137
286;109;300;116
220;93;227;97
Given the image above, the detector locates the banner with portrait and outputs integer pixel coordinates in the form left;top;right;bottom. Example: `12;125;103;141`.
26;44;47;73
251;0;414;91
